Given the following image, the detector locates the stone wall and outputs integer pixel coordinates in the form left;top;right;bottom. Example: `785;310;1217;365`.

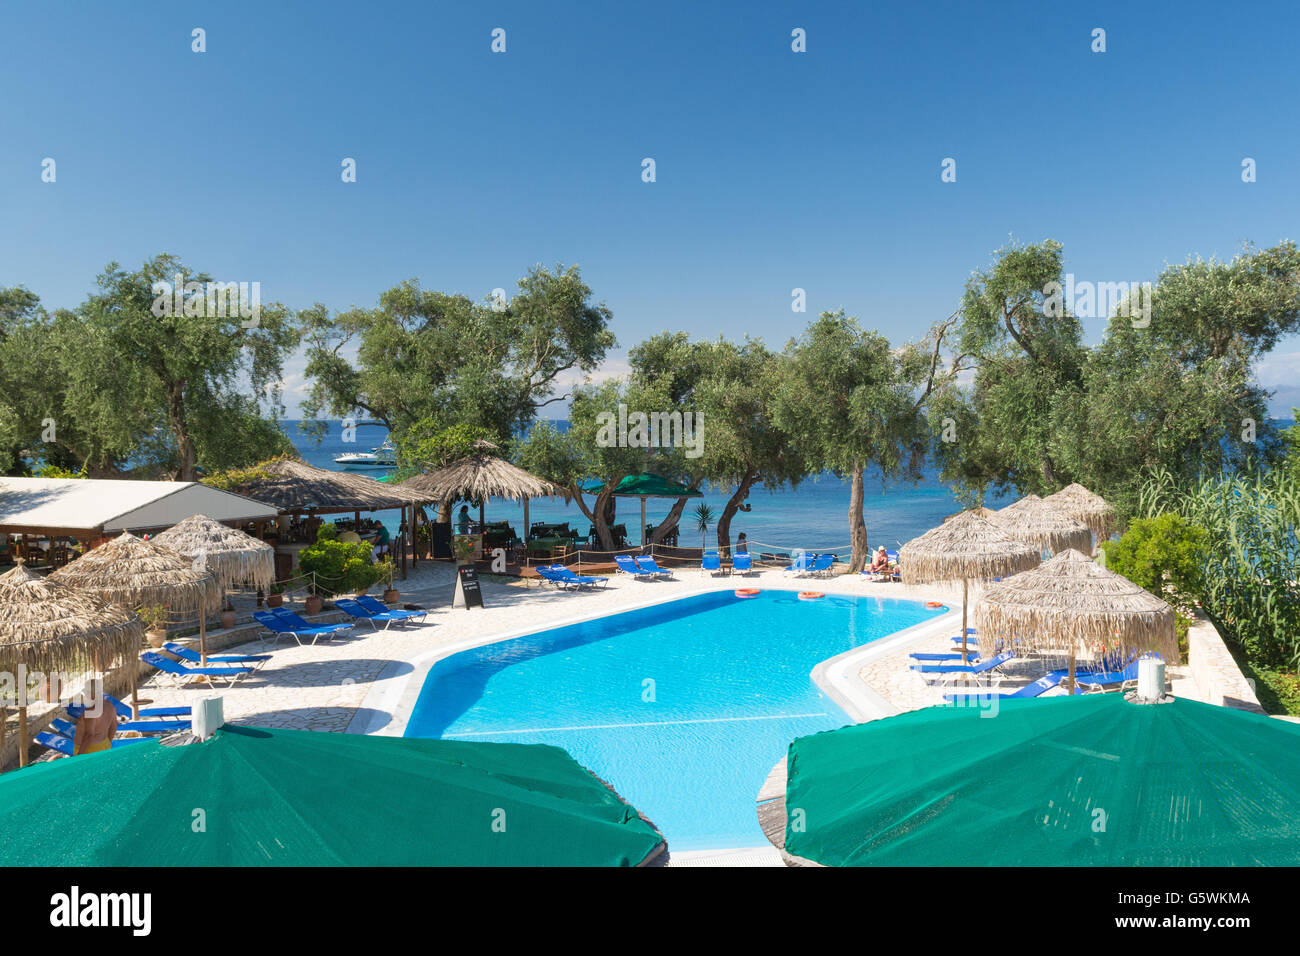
1186;611;1266;714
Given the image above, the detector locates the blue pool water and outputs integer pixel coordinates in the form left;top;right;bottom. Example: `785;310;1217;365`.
404;589;934;850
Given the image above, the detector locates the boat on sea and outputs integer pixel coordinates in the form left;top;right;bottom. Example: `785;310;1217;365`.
334;438;396;468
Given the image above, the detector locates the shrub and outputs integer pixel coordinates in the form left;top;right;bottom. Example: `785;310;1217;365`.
1100;512;1207;609
297;525;379;596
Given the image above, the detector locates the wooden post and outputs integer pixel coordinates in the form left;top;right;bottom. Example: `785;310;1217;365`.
17;704;27;768
199;613;208;666
641;497;647;547
130;665;139;720
1065;650;1077;695
400;506;408;581
960;579;970;664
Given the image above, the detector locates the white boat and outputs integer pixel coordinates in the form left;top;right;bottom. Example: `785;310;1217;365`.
334;439;396;468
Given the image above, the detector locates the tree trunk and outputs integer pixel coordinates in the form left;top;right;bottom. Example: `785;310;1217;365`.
167;380;197;481
648;496;690;545
715;471;757;557
568;482;620;551
848;459;868;572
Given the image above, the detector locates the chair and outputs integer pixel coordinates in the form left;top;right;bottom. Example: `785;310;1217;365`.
809;554;835;577
66;692;191;721
163;641;271;668
701;551;726;576
543;565;608;590
141;651;256;687
354;595;427;623
944;669;1068;702
732;552;755;575
1071;656;1150;694
909;651;1015;686
615;554;655;580
783;553;814;576
254;610;353;647
335;598;427;630
633;555;673;578
35;731;150;757
910;651;982;663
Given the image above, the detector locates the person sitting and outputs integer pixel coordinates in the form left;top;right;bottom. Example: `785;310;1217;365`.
869;546;891;575
456;505;471;535
736;533;748;554
73;686;118;756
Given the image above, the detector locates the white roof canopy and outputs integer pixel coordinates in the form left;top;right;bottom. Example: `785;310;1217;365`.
0;477;278;537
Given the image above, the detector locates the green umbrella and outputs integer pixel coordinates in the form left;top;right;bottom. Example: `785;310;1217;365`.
580;474;703;546
0;725;666;866
773;694;1300;866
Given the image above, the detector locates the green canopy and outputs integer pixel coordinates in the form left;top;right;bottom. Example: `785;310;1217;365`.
781;694;1300;866
0;725;666;867
581;474;703;498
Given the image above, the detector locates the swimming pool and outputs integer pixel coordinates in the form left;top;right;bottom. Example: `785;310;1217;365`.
404;589;935;850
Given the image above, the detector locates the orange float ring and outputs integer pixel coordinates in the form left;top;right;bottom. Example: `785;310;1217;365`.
798;591;825;600
925;601;946;610
734;588;761;598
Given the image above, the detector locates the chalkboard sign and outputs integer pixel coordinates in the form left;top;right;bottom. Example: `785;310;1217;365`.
453;566;484;609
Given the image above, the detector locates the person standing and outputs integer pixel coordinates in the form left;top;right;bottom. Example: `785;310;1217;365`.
73;686;118;756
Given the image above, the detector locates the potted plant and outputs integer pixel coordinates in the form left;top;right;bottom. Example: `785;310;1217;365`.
138;605;169;648
453;535;476;566
304;593;324;616
267;582;284;609
376;556;399;604
220;599;237;630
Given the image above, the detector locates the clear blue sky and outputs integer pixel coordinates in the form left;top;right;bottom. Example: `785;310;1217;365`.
2;0;1298;413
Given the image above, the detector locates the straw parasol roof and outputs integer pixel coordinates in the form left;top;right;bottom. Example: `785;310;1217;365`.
943;506;997;523
899;510;1042;586
50;532;221;617
975;548;1178;663
1044;482;1117;540
222;458;430;513
989;494;1092;555
0;563;144;675
152;514;276;591
400;449;558;503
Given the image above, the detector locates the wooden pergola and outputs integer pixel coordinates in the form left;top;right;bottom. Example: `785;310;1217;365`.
216;459;435;579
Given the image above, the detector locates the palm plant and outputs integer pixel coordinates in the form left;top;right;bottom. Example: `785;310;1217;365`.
694;503;714;551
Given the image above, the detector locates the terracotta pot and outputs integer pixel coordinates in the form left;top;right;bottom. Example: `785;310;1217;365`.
220;610;236;629
146;629;167;649
267;593;284;608
383;588;399;605
305;595;323;616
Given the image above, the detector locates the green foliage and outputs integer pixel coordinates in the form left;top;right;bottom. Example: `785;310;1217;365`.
394;420;499;481
935;240;1300;517
200;454;297;492
35;463;87;479
1140;467;1300;668
1100;513;1208;608
302;264;615;451
297;524;379;596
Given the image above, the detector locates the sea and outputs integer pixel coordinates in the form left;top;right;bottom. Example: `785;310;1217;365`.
284;419;1014;553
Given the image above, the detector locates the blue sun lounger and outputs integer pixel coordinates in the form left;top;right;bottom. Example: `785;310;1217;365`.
35;731;150;757
1071;656;1152;694
164;642;270;668
141;651;256;687
354;594;428;623
732;552;754;575
910;651;982;663
615;554;656;580
701;551;725;576
334;598;428;628
945;669;1069;702
254;610;353;647
910;650;1014;685
64;699;192;733
66;692;190;720
634;555;673;578
537;565;609;590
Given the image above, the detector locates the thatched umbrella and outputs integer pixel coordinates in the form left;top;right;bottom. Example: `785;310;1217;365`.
153;515;275;623
51;533;221;672
399;441;558;553
990;494;1092;556
975;548;1178;693
0;563;144;768
1044;482;1118;543
223;458;428;514
899;511;1042;662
